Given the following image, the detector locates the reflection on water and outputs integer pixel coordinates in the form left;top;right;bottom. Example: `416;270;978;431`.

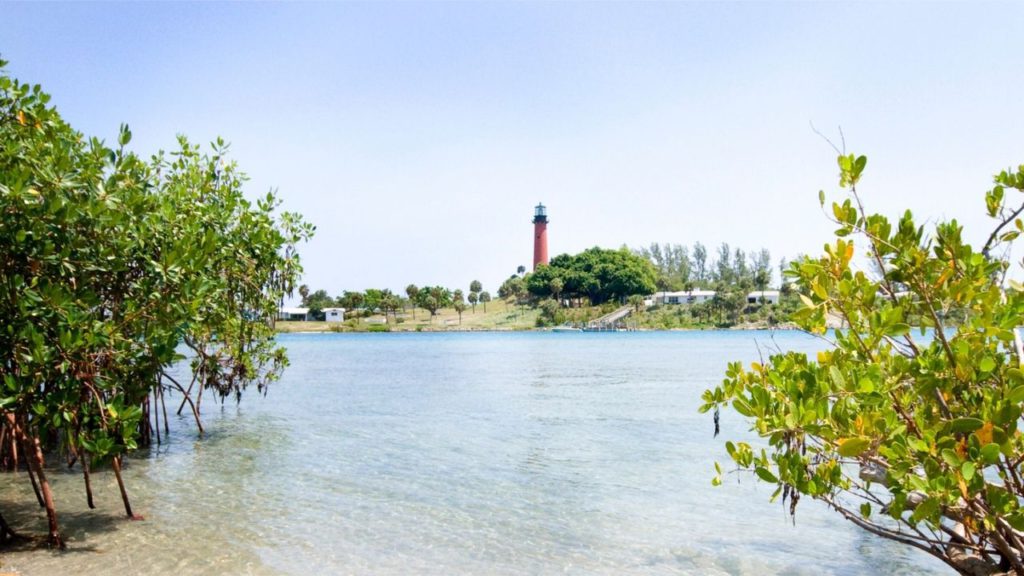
1;332;946;575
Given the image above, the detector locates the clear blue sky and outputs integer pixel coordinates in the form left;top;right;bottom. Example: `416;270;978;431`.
4;2;1023;297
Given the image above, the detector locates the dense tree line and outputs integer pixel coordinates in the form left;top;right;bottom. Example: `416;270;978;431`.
629;242;798;327
298;281;492;324
0;62;312;546
635;242;778;293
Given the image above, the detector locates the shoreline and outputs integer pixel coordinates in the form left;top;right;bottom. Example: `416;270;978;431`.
277;322;802;334
275;303;804;334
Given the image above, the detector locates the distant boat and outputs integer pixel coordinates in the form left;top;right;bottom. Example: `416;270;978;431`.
551;325;582;333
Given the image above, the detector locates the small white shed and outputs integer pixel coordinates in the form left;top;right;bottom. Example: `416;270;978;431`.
323;307;346;322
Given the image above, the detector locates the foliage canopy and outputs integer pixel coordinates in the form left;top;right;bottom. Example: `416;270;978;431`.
0;60;312;546
526;246;657;305
702;154;1024;575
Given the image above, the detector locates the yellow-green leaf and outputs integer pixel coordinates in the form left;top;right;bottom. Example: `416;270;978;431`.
949;417;984;434
981;443;1001;465
755;467;779;484
979;356;996;373
829;365;846;388
838;437;871;458
962;461;976;481
1009;385;1024;404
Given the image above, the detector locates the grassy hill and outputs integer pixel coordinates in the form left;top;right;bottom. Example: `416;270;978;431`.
275;300;542;333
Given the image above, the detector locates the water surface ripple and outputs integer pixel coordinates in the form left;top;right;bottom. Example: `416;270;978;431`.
1;332;946;574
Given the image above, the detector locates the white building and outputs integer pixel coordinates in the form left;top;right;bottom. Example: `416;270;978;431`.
278;306;310;321
746;290;780;305
323;307;346;322
653;290;717;305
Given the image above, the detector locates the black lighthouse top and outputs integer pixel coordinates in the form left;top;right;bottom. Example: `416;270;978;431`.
533;202;548;224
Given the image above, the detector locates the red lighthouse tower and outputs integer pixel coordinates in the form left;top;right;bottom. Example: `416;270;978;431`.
532;202;548;270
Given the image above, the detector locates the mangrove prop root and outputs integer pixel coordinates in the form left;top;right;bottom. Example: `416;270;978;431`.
0;510;25;545
138;396;151;448
162;372;204;435
3;414;18;472
111;456;142;521
167;376;204;436
153;392;161;446
175;375;196;417
0;426;7;471
81;450;95;509
23;442;44;509
160;385;169;436
18;424;63;549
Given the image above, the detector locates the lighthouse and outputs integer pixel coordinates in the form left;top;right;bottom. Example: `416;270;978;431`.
532;202;548;270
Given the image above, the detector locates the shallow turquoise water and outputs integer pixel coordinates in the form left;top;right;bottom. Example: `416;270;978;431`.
1;331;946;574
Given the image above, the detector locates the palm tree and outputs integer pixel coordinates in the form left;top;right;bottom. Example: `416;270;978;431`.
405;284;419;319
549;277;564;305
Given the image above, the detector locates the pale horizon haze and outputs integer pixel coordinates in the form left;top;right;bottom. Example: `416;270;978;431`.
3;2;1023;299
